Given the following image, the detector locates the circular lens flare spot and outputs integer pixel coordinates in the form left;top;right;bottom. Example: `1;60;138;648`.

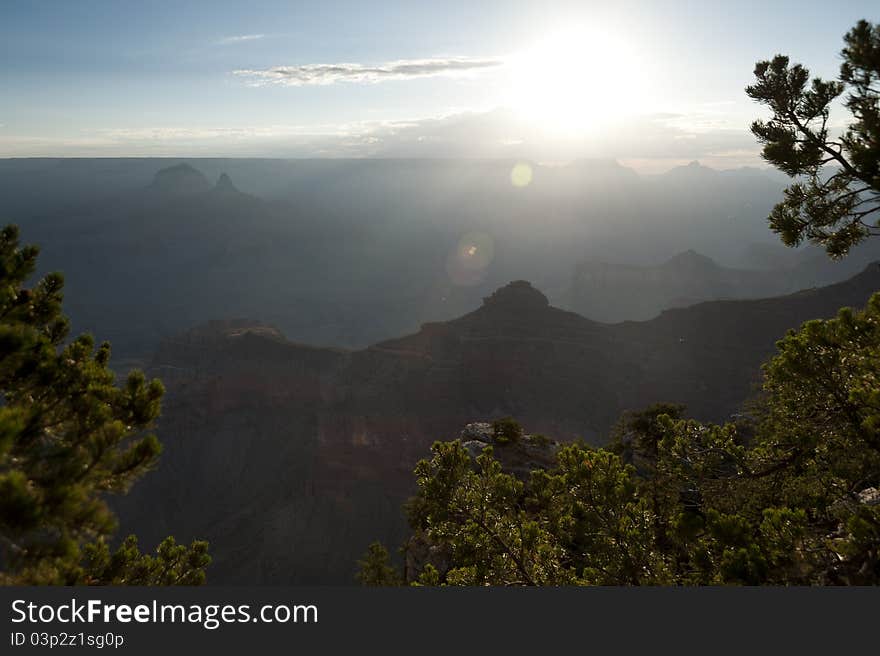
510;162;533;187
447;232;494;286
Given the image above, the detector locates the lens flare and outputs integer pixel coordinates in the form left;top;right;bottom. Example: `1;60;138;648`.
510;162;533;187
446;232;494;286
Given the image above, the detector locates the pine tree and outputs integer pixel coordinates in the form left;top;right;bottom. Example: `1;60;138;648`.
746;20;880;257
355;542;400;586
378;294;880;585
0;225;209;585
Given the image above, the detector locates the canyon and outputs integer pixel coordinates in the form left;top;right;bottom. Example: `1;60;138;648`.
115;267;880;583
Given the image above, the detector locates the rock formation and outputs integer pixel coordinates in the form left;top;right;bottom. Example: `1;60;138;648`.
213;172;239;193
148;163;211;196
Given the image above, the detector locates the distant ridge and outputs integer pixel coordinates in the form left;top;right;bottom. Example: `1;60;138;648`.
566;248;869;322
663;160;718;178
662;249;718;271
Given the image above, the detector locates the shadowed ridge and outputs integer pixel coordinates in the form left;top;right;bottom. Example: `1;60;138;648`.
649;259;880;323
373;280;604;357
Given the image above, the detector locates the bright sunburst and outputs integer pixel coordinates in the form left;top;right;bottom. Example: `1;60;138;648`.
507;27;641;136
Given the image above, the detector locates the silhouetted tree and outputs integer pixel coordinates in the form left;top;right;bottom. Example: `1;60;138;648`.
747;20;880;257
0;225;209;584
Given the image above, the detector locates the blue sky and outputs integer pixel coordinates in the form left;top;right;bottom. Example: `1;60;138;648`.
1;0;877;170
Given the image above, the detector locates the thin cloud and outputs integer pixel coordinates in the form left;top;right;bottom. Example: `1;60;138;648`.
234;57;504;86
91;125;349;140
218;34;266;45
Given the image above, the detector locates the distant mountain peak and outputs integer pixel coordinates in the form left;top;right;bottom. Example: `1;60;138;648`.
482;280;549;311
664;160;718;178
663;249;718;271
148;163;210;195
214;172;239;193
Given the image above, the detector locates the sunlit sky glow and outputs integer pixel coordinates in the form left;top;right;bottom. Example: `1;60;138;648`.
1;0;877;171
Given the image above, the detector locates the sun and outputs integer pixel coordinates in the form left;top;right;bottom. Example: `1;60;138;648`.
507;27;641;135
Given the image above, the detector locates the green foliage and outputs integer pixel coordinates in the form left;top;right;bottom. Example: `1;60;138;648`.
412;563;440;586
0;225;209;585
748;294;880;583
746;20;880;257
609;402;687;469
492;417;523;445
406;441;566;585
81;536;211;585
355;542;400;586
374;294;880;585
